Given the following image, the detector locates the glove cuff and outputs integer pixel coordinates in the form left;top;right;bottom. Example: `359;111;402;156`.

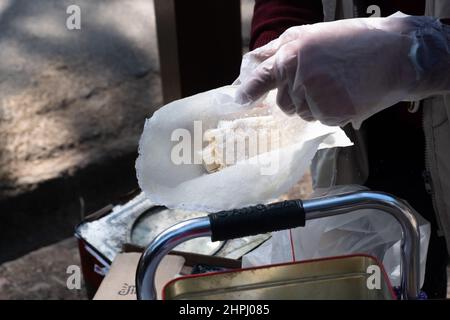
409;18;450;93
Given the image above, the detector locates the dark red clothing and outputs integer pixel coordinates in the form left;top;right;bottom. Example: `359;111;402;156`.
250;1;425;50
250;0;323;49
249;0;448;299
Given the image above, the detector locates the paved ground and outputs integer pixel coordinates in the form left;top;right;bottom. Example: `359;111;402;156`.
0;238;87;300
0;152;139;264
0;0;162;199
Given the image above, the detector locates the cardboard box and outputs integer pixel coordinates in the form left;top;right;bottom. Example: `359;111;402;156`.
94;250;240;300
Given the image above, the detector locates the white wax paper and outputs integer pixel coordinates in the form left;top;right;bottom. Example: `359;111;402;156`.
136;86;352;212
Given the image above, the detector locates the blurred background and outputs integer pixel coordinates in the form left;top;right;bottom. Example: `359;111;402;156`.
0;0;254;299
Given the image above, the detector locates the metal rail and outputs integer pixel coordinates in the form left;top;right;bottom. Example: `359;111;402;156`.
136;191;420;300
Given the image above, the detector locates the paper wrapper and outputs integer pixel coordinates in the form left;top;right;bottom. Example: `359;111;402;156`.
136;86;352;212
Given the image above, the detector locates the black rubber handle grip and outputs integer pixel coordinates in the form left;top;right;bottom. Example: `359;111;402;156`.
208;200;305;242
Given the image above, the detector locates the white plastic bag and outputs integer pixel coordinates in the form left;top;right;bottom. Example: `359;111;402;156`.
242;185;431;288
136;85;352;212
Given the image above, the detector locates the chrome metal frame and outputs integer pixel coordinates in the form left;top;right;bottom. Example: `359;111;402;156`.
136;191;421;300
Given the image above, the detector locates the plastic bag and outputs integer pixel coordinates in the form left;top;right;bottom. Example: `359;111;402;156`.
136;85;352;212
242;185;431;288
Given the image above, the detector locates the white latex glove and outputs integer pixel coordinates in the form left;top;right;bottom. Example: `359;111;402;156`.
236;13;450;128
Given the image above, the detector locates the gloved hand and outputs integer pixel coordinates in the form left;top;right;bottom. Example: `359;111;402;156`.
236;12;450;128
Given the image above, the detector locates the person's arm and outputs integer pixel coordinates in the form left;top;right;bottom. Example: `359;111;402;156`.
237;13;450;128
250;0;324;50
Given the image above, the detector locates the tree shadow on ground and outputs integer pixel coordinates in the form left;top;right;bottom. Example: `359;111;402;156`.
0;0;162;262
